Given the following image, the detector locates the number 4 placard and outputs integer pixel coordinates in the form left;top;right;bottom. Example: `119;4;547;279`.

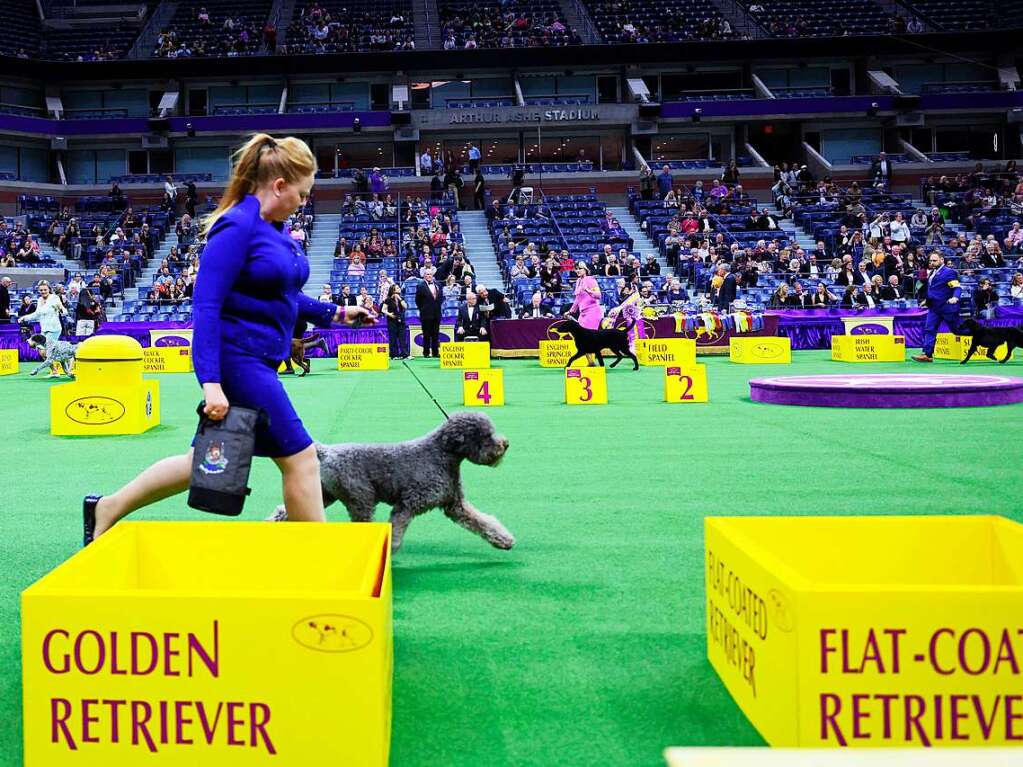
565;367;608;405
664;364;708;403
463;369;505;407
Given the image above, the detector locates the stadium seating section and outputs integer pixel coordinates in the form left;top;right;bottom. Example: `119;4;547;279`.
745;0;894;36
284;0;414;53
583;0;734;43
438;0;579;48
154;0;272;57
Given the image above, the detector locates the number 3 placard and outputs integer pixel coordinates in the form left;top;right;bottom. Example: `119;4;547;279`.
664;364;709;403
463;369;505;407
565;367;608;405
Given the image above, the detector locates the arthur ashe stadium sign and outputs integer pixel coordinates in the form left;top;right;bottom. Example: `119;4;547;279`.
449;108;600;124
415;104;636;128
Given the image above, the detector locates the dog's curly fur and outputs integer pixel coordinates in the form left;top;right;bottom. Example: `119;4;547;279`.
269;411;514;553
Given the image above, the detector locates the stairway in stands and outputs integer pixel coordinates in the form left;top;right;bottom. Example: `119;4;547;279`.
779;218;818;252
606;205;671;273
118;237;178;307
305;213;341;295
459;210;504;291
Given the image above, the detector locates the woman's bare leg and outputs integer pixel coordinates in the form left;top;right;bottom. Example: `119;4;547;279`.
93;450;193;537
273;444;325;522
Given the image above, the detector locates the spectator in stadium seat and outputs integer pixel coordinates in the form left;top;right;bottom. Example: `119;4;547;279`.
768;283;790;308
1010;273;1023;300
715;266;737;310
0;276;10;319
788;281;812;309
641;254;660;276
880;275;904;301
811;282;837;306
319;284;335;303
870;152;892;186
336;285;357;307
973;278;998;319
722;160;740;186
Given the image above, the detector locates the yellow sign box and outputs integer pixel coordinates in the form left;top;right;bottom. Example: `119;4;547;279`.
935;333;1016;363
337;343;390;371
0;348;17;375
565;366;607;405
143;346;193;373
831;335;906;363
665;364;709;403
539;340;587;368
50;335;159;436
729;336;791;364
440;342;490;369
638;338;697;367
463;369;504;407
22;521;393;767
705;515;1023;747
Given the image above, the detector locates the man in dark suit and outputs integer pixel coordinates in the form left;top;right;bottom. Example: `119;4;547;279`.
756;209;779;231
475;285;512;320
787;281;813;309
870;152;892;186
519;291;553;319
415;268;444;357
880;275;903;301
455;292;487;341
0;277;10;320
715;266;737;310
336;284;358;307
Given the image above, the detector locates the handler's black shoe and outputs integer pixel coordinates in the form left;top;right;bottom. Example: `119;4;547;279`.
82;495;101;547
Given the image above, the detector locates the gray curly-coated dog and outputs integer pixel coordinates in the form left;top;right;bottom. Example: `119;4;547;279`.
269;411;514;553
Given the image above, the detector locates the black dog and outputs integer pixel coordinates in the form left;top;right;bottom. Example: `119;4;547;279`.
958;318;1023;364
560;317;639;370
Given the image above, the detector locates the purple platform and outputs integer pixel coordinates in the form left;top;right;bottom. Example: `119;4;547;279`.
749;374;1023;409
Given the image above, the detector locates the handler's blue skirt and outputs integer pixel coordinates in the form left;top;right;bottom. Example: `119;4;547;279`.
211;352;312;458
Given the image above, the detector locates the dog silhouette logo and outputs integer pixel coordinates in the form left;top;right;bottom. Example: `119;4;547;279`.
292;614;374;653
752;342;783;359
851;323;888;335
768;588;795;633
65;396;126;425
546;319;575;341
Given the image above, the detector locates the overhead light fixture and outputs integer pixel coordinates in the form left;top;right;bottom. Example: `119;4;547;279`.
867;102;880;117
692;108;703;123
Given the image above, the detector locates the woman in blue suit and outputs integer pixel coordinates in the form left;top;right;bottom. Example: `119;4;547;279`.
85;134;372;543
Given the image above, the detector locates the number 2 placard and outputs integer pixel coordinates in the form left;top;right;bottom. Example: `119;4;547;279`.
463;369;505;407
565;367;607;405
664;364;708;403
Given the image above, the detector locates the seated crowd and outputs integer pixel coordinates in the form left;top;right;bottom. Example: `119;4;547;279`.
154;1;274;58
283;1;415;53
438;0;581;49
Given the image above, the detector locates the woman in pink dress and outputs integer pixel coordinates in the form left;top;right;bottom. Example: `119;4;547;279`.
568;262;605;365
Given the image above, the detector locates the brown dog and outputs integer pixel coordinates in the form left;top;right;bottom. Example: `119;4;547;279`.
285;333;329;376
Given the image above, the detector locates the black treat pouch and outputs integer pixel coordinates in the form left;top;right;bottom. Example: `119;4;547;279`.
187;402;266;516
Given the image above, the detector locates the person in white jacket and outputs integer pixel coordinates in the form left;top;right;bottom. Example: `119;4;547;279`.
18;281;67;344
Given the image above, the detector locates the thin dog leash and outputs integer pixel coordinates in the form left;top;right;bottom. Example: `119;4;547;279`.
402;359;449;419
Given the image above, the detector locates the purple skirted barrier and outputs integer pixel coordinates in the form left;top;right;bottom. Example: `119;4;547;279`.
489;315;780;356
771;307;1023;350
1;321;387;361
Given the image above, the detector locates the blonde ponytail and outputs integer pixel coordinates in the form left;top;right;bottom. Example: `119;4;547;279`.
202;133;316;233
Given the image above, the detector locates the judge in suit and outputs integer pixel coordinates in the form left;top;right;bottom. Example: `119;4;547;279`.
415;268;444;357
519;291;554;319
880;275;904;301
455;292;487;341
715;266;737;310
913;252;962;362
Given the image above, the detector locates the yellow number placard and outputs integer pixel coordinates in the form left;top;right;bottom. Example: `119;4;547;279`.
143;346;193;373
664;364;709;403
935;333;1016;363
337;344;390;371
440;342;491;369
539;340;586;368
463;369;504;407
0;348;17;375
565;366;607;405
831;335;906;363
729;336;792;364
638;338;696;367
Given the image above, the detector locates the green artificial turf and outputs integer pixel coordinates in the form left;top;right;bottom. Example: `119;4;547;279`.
2;351;1022;765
